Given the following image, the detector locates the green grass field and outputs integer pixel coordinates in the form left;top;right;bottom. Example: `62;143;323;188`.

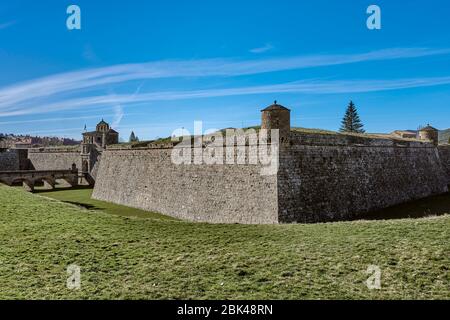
36;187;175;221
0;185;449;300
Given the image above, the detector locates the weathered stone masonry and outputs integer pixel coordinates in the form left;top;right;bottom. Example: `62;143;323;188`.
92;133;449;224
278;133;448;223
28;148;82;171
92;103;449;224
438;145;450;184
0;149;20;171
92;148;279;224
4;107;446;224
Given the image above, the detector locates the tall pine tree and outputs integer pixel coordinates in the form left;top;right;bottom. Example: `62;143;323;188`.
129;131;137;142
340;101;365;133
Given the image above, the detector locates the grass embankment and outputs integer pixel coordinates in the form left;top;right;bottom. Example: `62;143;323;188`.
36;187;174;220
0;185;449;299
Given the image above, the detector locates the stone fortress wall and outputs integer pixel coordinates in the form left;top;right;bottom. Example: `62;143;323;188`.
2;105;449;224
92;147;279;224
278;132;448;223
92;103;450;224
438;145;450;184
23;119;117;175
27;148;82;171
0;149;20;171
92;131;449;224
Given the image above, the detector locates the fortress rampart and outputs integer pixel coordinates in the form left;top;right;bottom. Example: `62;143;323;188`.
438;145;450;184
2;107;448;224
278;132;448;223
91;131;449;224
27;148;82;171
0;149;20;171
92;102;449;224
92;147;279;224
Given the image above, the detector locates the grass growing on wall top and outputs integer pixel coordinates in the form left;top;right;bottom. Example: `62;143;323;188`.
0;185;449;300
110;127;426;150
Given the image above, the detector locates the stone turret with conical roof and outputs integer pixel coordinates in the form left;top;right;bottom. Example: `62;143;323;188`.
261;101;291;144
419;124;439;146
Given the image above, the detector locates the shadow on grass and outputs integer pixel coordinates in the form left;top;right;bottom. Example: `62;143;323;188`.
34;186;107;212
33;184;450;222
35;185;173;220
62;201;99;210
358;192;450;221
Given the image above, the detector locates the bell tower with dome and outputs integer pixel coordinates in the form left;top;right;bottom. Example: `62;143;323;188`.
81;119;119;177
83;119;119;149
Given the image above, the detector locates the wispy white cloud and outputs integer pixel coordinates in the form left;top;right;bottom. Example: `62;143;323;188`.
0;47;449;117
111;104;124;128
2;76;450;117
110;82;143;128
1;47;448;113
0;114;106;126
250;43;274;54
0;111;148;126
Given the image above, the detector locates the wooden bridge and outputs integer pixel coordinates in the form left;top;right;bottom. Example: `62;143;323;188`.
0;166;79;192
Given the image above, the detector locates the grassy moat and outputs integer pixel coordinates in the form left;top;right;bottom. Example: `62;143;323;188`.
0;185;449;299
36;187;174;221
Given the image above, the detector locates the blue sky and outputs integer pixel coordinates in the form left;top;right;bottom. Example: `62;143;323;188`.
0;0;450;140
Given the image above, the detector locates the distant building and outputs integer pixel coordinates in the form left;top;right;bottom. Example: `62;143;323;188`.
13;142;33;149
82;119;119;149
81;119;119;177
391;130;417;139
418;125;439;146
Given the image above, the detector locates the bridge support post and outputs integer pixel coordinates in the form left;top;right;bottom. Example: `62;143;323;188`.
63;176;78;188
70;176;79;187
23;180;35;192
43;179;55;190
70;164;79;187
